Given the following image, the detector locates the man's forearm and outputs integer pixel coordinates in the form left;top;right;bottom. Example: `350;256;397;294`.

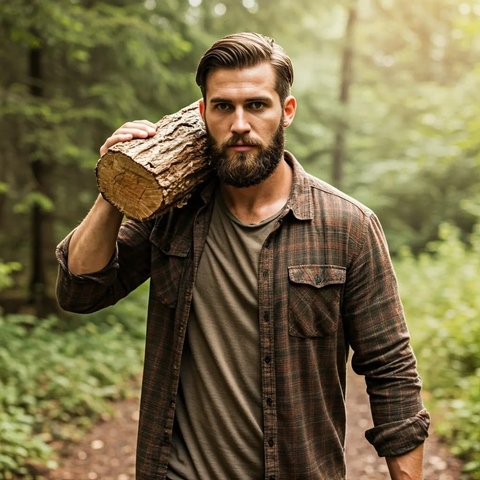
68;194;123;275
386;443;424;480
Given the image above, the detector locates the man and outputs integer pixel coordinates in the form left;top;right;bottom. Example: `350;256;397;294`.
56;33;430;479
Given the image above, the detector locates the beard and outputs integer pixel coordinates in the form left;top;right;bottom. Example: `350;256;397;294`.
205;118;285;188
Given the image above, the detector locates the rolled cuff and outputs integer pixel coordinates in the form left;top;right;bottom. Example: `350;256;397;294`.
55;229;119;285
365;408;430;457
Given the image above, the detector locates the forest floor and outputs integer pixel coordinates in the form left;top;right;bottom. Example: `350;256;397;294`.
42;366;464;480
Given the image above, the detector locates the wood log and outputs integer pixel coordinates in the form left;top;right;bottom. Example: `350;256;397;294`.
96;101;212;221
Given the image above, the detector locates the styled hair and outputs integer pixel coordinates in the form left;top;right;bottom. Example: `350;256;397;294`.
196;32;294;103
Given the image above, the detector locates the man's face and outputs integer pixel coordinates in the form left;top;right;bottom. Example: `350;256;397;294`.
200;63;292;188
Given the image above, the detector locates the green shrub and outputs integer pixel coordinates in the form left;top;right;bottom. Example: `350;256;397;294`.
395;223;480;478
0;261;21;293
0;280;148;478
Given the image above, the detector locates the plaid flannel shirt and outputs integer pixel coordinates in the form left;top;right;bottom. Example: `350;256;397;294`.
56;152;429;480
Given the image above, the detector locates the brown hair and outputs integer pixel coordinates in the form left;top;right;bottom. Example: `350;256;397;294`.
196;32;294;103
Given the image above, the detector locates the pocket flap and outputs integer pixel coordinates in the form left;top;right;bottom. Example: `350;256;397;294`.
288;265;346;288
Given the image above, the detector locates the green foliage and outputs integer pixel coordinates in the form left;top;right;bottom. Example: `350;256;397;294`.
396;224;480;476
0;261;22;293
13;192;54;214
0;283;148;478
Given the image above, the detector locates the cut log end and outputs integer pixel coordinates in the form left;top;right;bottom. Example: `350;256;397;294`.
96;101;211;221
96;151;162;221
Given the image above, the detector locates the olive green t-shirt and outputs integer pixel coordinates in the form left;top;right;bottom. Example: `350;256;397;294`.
167;188;283;480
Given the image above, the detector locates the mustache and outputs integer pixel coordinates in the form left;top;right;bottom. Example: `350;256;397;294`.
222;134;262;148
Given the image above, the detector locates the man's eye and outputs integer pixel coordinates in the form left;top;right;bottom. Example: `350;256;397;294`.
215;103;231;111
250;102;265;110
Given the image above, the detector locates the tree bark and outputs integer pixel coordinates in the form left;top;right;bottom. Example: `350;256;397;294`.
332;2;358;190
96;101;212;221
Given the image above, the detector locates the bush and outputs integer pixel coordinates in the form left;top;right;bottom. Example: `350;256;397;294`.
395;223;480;478
0;261;21;292
0;276;148;478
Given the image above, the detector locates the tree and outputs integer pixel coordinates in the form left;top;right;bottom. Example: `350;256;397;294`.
332;1;358;189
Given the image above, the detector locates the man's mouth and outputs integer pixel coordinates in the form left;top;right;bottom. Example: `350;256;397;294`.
228;144;256;152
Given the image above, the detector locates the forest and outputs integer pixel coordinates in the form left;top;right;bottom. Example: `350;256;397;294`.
0;0;480;477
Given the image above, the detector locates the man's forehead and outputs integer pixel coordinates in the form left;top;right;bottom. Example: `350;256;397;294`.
205;63;277;100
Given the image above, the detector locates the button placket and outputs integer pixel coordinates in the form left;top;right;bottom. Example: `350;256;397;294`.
258;221;280;479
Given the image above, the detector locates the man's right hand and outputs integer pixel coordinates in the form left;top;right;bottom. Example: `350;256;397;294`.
99;120;157;157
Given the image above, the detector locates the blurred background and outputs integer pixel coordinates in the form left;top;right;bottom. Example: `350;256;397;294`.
0;0;479;478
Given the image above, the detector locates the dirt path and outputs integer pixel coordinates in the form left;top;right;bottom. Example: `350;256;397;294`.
44;367;464;480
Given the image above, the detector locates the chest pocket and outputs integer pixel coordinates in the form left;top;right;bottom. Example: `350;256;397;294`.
150;224;191;308
288;265;346;337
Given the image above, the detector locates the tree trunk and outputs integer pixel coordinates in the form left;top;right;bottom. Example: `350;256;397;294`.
96;101;212;222
29;45;55;316
332;2;358;190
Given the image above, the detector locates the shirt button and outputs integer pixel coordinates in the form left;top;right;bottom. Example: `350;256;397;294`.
315;275;322;284
268;438;274;447
264;356;271;364
263;270;268;278
263;312;270;321
267;397;273;406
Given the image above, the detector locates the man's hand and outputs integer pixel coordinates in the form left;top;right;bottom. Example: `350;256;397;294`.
99;120;157;157
386;443;424;480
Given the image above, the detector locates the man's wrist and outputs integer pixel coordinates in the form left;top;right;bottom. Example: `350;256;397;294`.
386;443;424;480
95;193;123;220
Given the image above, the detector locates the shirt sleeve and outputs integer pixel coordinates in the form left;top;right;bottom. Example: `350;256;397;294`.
342;212;430;457
55;218;154;314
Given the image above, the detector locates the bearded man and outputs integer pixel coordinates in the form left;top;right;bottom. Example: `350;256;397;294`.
56;33;430;480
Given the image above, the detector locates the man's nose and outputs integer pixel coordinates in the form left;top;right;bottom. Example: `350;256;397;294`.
231;108;251;135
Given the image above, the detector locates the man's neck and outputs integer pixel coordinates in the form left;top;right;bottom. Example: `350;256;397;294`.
219;158;293;225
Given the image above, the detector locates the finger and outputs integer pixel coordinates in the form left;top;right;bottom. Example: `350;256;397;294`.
106;133;135;146
114;128;151;138
122;121;157;133
99;133;133;156
133;119;157;130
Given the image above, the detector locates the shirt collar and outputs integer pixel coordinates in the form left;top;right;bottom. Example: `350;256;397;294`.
198;150;314;221
284;151;314;221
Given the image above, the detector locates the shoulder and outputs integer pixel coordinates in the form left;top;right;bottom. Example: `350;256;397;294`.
287;151;374;227
300;174;387;264
298;171;376;243
306;173;373;220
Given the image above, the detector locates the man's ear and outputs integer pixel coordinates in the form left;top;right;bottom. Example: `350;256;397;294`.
282;96;297;128
199;99;206;123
